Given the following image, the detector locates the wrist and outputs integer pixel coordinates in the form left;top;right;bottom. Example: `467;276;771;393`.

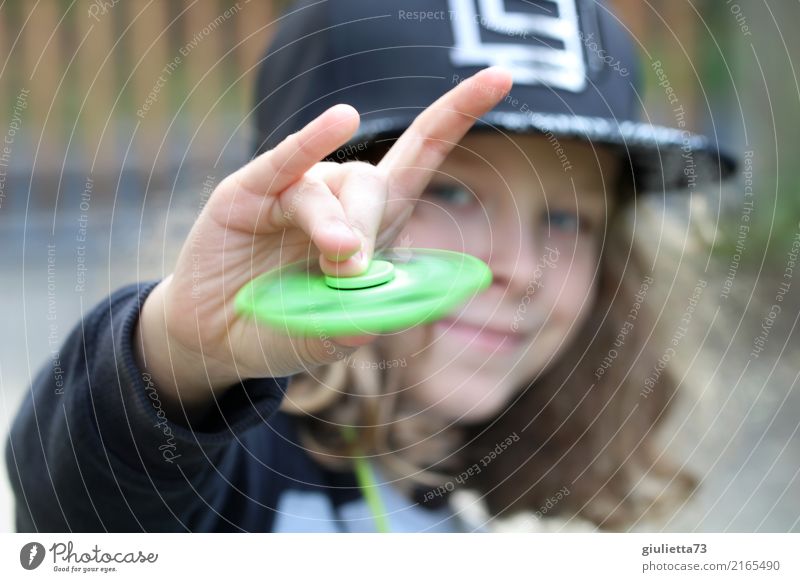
134;277;241;419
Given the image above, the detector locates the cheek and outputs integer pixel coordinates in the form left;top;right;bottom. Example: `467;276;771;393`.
401;209;489;254
543;243;599;323
398;220;452;254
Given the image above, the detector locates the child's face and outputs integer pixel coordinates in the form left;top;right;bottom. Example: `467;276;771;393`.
381;133;620;423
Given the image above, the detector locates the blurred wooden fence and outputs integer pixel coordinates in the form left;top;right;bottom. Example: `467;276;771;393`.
1;0;283;207
0;0;750;209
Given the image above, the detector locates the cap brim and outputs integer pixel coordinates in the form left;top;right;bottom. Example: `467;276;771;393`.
343;111;737;193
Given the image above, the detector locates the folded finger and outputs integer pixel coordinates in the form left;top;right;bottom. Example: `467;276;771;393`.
334;162;388;267
277;178;362;266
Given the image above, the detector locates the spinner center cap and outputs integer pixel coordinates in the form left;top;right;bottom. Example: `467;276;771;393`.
324;259;396;290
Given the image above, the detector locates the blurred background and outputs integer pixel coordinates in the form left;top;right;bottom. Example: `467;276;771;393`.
1;0;798;532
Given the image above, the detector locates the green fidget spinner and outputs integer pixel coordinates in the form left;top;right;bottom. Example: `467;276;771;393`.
234;248;492;336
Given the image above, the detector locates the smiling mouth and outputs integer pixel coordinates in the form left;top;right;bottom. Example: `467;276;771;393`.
434;317;523;352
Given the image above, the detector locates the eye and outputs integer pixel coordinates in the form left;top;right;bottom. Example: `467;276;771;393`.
545;210;590;233
423;182;474;207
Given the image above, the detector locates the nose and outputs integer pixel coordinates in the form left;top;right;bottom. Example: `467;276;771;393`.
474;209;543;300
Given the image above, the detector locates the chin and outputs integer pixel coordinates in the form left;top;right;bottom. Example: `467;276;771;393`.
410;367;520;424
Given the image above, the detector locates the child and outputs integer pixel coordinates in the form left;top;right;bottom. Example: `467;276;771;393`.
6;0;735;532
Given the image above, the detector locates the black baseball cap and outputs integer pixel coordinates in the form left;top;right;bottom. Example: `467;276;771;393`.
252;0;737;191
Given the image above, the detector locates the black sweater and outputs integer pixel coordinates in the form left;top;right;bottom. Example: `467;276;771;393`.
5;281;460;532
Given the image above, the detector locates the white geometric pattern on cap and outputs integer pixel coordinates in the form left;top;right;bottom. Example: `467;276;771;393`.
449;0;587;91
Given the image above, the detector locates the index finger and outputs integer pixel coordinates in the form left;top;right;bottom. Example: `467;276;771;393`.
378;66;513;198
